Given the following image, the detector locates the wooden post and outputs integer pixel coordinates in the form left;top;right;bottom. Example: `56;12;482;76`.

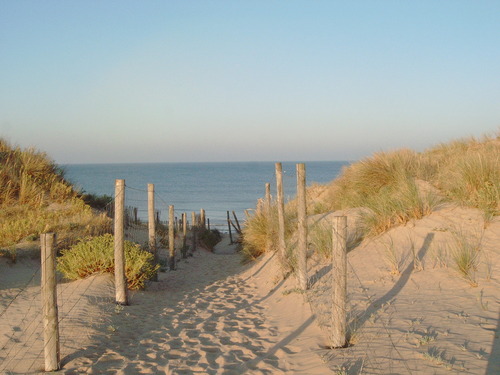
232;211;241;233
41;233;60;372
331;216;347;348
191;211;197;229
169;205;175;270
182;213;187;258
147;184;156;252
275;162;286;266
133;207;138;224
207;218;210;231
200;209;206;229
114;179;128;305
192;222;197;253
265;182;271;214
147;183;158;281
297;163;308;290
227;210;233;244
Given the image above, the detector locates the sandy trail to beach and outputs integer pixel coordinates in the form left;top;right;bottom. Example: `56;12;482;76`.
3;205;498;374
59;235;330;374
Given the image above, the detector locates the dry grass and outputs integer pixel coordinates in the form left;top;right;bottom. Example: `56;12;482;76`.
449;229;483;287
241;204;296;263
0;138;111;249
241;132;499;264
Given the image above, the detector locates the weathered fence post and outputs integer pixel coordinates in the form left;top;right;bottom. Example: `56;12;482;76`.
265;182;271;214
147;183;158;281
169;205;175;270
147;186;155;246
275;162;286;268
182;213;188;258
232;211;241;233
227;210;233;244
191;211;197;229
331;215;347;348
200;209;206;229
41;232;60;372
114;179;128;305
192;226;197;253
296;163;308;290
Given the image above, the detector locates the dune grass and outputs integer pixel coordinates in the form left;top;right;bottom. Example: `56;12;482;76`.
0;138;111;248
241;205;296;263
449;229;482;287
241;132;499;266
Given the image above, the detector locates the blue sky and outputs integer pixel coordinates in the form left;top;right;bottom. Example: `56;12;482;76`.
1;1;499;164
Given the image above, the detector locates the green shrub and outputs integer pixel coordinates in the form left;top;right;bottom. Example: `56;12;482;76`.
57;234;159;290
199;228;222;251
80;193;113;211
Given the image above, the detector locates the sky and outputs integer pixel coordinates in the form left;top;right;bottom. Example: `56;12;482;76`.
1;1;499;164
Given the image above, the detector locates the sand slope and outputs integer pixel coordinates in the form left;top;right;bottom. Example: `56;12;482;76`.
307;205;500;374
1;204;498;374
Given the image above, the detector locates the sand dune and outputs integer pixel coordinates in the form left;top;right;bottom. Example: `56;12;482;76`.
1;204;499;374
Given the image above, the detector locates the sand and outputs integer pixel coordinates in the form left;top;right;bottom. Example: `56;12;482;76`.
1;204;499;374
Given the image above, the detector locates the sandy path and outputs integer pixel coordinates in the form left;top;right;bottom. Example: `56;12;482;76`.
60;236;331;374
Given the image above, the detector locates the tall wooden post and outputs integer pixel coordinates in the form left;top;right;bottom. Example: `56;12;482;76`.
296;163;308;290
192;224;197;253
275;163;286;266
200;209;206;229
147;183;157;281
169;205;175;270
331;216;347;348
182;213;188;258
114;179;128;305
265;182;271;214
147;184;155;250
41;233;60;372
227;210;233;244
232;211;241;233
191;211;197;229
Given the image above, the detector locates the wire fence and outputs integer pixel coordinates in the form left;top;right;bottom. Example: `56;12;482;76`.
0;179;233;373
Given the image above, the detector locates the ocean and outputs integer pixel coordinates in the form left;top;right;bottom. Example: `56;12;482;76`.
62;161;349;229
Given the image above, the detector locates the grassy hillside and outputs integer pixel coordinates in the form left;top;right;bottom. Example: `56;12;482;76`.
242;133;500;261
0;139;111;249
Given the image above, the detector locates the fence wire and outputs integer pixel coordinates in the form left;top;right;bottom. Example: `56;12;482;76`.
0;181;238;373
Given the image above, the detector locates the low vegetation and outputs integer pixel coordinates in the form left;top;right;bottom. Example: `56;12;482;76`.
241;205;297;262
448;229;482;287
199;228;223;251
242;133;499;268
57;234;159;290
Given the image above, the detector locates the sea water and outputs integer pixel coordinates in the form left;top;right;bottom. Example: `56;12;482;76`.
62;161;349;229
